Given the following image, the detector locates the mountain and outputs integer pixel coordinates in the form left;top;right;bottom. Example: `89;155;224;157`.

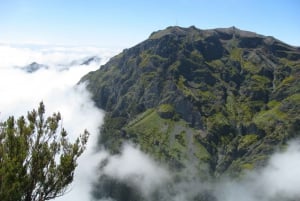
68;56;101;66
79;56;101;65
20;56;101;73
21;62;49;73
80;26;300;200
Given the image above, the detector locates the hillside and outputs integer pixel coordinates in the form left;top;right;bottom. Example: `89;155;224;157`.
80;26;300;200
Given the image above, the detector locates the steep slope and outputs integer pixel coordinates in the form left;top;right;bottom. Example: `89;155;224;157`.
80;26;300;200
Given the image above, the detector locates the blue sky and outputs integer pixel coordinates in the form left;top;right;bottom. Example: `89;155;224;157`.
0;0;299;48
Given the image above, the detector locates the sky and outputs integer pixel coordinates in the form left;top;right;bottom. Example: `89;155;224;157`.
0;0;300;48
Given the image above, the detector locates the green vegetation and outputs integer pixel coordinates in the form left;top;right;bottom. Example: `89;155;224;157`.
229;48;242;61
238;134;259;151
0;102;89;201
125;109;210;168
80;26;300;200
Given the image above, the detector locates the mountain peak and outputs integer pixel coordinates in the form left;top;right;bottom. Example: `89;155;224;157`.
146;26;300;60
81;25;300;200
21;62;48;73
215;26;259;37
149;26;189;39
149;26;266;41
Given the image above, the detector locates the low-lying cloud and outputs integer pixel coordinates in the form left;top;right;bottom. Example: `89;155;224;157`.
100;144;171;197
95;141;300;201
214;140;300;201
0;44;118;68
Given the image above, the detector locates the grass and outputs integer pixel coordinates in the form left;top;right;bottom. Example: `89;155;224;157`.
238;134;259;151
125;109;211;168
240;163;254;170
242;61;260;74
229;48;242;61
158;104;174;113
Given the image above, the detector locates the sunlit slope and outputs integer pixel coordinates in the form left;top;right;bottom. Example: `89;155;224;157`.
81;26;300;175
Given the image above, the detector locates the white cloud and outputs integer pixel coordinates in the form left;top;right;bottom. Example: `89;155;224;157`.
94;140;300;201
256;140;300;199
0;44;120;68
214;140;300;201
100;144;171;198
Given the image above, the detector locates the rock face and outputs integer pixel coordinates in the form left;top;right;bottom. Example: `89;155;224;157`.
81;26;300;200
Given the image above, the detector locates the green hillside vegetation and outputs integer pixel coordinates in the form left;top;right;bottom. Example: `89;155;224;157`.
81;26;300;200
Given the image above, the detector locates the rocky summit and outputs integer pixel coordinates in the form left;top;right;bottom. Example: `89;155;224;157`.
80;26;300;200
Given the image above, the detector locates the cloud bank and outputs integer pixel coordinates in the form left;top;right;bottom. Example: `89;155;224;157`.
95;141;300;201
100;144;171;198
0;44;117;68
214;140;300;201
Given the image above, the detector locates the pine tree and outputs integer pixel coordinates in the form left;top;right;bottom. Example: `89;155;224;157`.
0;102;89;201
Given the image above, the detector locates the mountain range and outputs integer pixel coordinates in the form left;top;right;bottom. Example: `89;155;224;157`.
80;26;300;201
20;56;101;73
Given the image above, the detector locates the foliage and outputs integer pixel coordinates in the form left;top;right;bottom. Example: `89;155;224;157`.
237;134;259;152
125;109;210;170
0;102;89;201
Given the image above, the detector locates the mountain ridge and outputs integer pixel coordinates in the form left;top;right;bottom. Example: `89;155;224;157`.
80;26;300;201
18;56;101;73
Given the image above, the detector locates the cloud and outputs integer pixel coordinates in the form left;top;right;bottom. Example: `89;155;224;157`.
0;44;120;120
263;142;300;194
0;44;119;68
94;140;300;201
100;144;171;197
214;140;300;201
0;44;118;201
161;140;300;201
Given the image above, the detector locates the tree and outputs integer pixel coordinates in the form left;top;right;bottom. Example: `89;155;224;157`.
0;102;89;201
